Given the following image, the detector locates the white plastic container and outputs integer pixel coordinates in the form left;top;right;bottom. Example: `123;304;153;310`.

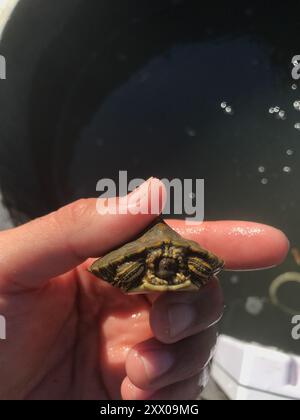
212;335;300;400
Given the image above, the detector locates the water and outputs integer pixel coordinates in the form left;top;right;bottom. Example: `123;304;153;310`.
48;1;300;354
2;0;300;354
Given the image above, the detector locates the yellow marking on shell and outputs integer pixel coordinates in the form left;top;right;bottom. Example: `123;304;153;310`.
194;259;211;270
188;256;212;277
128;280;199;293
188;265;210;279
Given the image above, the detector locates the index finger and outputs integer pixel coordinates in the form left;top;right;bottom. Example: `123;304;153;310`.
0;178;166;291
167;220;289;270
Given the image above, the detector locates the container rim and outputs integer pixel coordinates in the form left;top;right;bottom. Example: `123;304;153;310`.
0;0;20;39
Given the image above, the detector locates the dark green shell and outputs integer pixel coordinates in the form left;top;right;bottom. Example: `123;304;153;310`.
89;220;224;293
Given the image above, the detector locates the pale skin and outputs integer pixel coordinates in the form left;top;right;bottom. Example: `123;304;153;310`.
0;178;289;400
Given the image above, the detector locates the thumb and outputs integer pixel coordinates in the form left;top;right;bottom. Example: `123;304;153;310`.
0;178;165;291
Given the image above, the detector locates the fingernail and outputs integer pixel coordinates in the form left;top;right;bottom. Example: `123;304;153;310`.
168;304;196;338
117;178;153;214
96;177;156;216
128;178;152;206
127;177;153;198
140;349;174;381
126;177;163;216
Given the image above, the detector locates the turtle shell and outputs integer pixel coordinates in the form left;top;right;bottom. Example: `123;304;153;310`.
89;220;224;293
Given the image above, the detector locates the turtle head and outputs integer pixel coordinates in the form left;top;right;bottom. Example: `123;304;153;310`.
155;257;178;280
139;245;195;292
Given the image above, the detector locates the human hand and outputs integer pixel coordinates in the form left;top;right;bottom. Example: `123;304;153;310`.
0;178;289;400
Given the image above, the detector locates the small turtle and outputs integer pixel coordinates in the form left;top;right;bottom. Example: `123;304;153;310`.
89;220;224;293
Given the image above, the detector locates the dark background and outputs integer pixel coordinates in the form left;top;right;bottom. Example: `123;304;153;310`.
0;0;299;353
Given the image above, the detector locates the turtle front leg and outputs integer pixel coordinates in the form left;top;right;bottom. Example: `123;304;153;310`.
187;256;212;288
114;260;145;291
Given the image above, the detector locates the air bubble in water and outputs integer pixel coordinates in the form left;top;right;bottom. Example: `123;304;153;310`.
269;106;285;118
295;123;300;130
292;84;298;90
225;106;234;115
286;149;294;156
258;166;266;173
245;297;264;316
283;166;292;174
230;275;239;284
294;101;300;110
185;127;196;137
261;178;269;185
221;101;234;115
